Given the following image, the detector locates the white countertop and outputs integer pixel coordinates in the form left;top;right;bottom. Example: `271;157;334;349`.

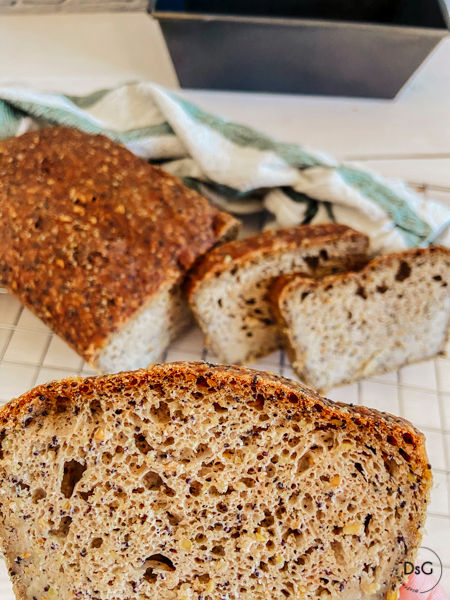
0;12;449;597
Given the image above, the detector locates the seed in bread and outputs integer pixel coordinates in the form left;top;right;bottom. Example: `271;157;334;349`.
271;246;450;392
187;224;369;364
0;127;239;372
0;362;431;600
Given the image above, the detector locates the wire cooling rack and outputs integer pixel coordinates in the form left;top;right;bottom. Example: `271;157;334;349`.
0;185;449;597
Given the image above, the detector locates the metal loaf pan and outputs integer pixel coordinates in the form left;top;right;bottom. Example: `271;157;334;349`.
151;0;449;98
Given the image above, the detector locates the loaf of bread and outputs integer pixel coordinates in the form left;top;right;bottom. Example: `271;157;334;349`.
0;127;239;372
0;362;431;600
272;246;450;392
188;224;369;364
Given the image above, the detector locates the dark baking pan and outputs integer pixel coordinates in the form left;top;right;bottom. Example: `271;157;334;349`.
150;0;449;98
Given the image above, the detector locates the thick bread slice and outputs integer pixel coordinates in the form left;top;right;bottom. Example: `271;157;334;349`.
0;127;239;372
0;362;431;600
272;246;450;392
187;225;369;364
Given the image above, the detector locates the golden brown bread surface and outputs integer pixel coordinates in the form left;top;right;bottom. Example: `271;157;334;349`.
0;362;431;600
187;224;368;297
0;127;239;367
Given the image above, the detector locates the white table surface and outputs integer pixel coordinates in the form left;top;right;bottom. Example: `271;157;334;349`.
0;12;449;597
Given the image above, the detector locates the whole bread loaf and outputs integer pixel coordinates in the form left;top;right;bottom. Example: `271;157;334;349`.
188;224;369;364
272;246;450;392
0;127;239;372
0;362;431;600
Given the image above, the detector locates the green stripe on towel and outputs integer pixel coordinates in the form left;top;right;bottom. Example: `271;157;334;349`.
172;94;324;169
337;166;432;247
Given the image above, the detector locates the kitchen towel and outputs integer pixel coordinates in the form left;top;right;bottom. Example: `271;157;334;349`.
0;82;448;253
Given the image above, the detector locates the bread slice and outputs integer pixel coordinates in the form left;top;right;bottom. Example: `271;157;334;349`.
272;246;450;392
187;225;369;364
0;127;239;372
0;362;431;600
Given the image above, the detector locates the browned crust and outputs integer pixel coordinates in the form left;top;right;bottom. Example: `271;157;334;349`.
271;245;450;308
186;224;369;298
0;362;430;478
0;127;239;365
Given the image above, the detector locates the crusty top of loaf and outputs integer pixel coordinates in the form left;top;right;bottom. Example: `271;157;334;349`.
271;245;450;304
0;361;429;478
186;224;369;297
0;127;239;363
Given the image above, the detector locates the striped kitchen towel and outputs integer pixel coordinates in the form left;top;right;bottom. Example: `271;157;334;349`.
0;82;448;253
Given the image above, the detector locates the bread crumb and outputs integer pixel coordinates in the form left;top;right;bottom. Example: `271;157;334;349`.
330;475;340;487
362;582;380;594
343;522;363;535
180;538;192;552
94;428;105;442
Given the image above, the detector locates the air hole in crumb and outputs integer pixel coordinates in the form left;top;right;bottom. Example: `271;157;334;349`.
79;488;95;502
301;291;310;302
356;286;367;299
402;433;414;445
320;249;329;261
213;402;227;413
102;452;113;465
143;554;175;582
384;458;399;477
90;399;102;414
301;493;314;513
61;460;86;498
260;515;274;528
50;516;72;537
150;402;170;424
331;540;345;565
304;256;319;270
364;514;372;535
398;448;411;462
167;512;181;526
395;261;411;282
32;488;46;503
249;395;265;411
376;285;388;294
195;443;211;458
433;275;442;281
143;471;164;490
211;545;225;556
189;481;202;496
297;452;313;474
240;477;255;488
91;537;103;548
134;434;152;455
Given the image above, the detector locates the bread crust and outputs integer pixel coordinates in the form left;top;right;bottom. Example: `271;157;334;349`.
186;224;369;298
0;127;239;365
0;362;430;478
271;245;450;305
